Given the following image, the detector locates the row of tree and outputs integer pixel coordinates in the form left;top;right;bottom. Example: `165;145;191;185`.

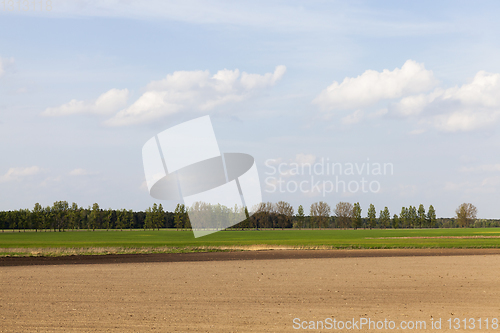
0;202;181;232
242;201;439;230
329;202;437;229
0;201;489;232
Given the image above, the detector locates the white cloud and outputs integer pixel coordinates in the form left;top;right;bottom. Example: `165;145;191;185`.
42;88;129;117
294;153;316;165
0;56;14;77
0;166;40;182
39;176;63;187
460;164;500;173
481;176;500;187
240;65;287;90
390;91;442;117
105;65;286;126
444;178;498;195
432;109;500;132
367;108;388;119
312;60;500;133
313;60;437;111
263;154;316;180
444;71;500;107
339;108;387;125
392;70;500;132
341;110;364;125
69;168;96;176
397;184;418;197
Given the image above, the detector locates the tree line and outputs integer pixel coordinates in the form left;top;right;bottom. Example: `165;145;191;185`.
235;201;489;230
0;202;184;232
0;200;496;232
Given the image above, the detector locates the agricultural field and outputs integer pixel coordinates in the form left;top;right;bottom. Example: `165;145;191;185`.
1;228;500;257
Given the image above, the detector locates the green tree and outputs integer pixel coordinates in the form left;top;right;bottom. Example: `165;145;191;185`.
417;204;426;228
242;206;250;229
407;206;417;228
352;203;362;230
155;203;165;230
0;212;5;232
399;207;408;228
427;205;437;228
144;207;153;230
174;204;185;230
115;209;124;231
52;201;69;232
379;207;390;229
392;214;399;229
32;203;43;232
68;203;80;230
80;208;89;231
43;206;54;231
367;204;377;229
18;209;29;232
151;203;159;230
9;211;19;232
183;205;191;229
295;205;305;229
89;203;101;231
103;208;113;230
244;206;250;220
127;209;134;230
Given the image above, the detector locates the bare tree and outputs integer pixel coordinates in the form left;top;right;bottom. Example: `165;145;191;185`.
455;203;477;228
334;202;353;229
310;201;331;229
253;202;275;229
265;202;277;229
275;201;294;229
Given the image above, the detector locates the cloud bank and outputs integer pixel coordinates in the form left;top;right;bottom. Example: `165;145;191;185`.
42;88;129;116
315;60;500;132
314;60;437;110
106;65;286;126
42;66;286;126
0;166;40;183
391;71;500;132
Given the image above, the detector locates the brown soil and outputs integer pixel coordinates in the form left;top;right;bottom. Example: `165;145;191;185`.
1;249;499;332
2;248;500;267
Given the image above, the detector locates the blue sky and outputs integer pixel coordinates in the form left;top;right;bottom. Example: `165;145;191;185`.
1;1;500;218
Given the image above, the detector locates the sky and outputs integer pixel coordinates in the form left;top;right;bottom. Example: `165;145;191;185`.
1;0;500;218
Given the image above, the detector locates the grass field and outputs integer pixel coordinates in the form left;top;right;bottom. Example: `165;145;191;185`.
1;228;500;256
